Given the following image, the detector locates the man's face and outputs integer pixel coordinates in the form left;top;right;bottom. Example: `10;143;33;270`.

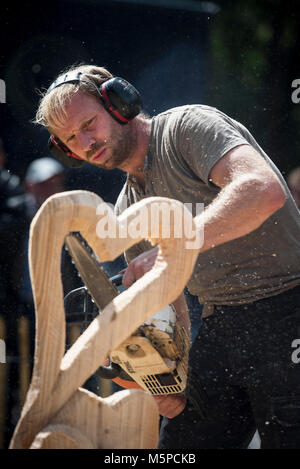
54;91;137;170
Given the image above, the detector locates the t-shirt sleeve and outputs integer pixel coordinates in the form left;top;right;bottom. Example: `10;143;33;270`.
178;107;250;184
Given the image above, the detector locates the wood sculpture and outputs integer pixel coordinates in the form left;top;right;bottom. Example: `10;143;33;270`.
9;190;199;449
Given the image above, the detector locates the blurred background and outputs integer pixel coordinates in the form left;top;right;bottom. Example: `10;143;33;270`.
0;0;300;449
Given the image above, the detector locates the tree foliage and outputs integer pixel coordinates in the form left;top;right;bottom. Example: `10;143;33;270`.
204;0;300;173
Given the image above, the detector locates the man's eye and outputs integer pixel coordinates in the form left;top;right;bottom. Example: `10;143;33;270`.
85;117;94;127
66;118;94;143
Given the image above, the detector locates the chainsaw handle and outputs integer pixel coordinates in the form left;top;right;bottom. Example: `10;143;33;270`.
97;361;122;379
109;273;124;286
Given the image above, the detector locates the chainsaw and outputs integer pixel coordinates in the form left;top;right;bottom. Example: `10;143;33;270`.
64;232;190;396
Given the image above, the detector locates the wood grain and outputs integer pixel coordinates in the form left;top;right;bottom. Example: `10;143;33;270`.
9;190;198;449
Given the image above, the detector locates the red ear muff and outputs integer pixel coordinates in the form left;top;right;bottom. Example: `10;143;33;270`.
46;72;142;126
50;136;83;160
99;77;142;125
48;136;86;168
100;84;131;124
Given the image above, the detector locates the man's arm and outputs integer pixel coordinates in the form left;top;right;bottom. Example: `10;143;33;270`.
121;144;286;419
195;144;287;253
122;144;286;285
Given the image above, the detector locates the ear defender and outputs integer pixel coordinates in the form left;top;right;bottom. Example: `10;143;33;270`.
48;136;86;168
99;77;142;124
45;71;142;167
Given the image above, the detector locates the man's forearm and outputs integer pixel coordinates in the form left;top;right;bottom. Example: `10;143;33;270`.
195;174;286;254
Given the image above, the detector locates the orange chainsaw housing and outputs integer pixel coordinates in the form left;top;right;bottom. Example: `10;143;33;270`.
112;376;143;390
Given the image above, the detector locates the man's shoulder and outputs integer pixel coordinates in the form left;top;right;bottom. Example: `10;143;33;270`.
155;104;220;120
153;104;232;133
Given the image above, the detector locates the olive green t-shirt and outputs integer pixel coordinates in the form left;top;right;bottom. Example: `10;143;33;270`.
115;105;300;305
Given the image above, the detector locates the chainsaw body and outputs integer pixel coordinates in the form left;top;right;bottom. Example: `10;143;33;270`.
110;305;190;395
64;232;190;396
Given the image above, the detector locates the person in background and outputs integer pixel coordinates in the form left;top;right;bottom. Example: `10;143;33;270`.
21;157;67;308
0;138;27;305
24;157;65;216
0;138;27;447
287;167;300;209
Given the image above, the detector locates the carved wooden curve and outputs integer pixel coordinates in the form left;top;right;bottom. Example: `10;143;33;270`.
9;190;199;449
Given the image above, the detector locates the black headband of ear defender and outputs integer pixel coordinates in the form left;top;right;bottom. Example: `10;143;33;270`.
46;71;142;168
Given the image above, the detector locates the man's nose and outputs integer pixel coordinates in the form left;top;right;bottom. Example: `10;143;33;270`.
78;131;95;151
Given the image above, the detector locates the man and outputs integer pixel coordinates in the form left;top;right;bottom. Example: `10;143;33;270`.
21;157;66;306
34;65;300;448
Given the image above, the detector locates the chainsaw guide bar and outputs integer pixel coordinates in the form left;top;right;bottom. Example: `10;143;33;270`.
65;232;190;395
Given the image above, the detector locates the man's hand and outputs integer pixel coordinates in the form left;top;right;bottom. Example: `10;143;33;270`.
121;247;191;338
153;394;186;419
121;248;190;419
122;246;159;288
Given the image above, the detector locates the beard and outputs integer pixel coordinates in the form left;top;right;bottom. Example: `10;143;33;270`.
87;124;137;170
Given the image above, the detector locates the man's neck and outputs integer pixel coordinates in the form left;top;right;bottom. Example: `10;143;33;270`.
121;117;152;188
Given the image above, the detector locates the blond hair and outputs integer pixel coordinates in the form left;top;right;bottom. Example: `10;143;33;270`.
34;64;113;133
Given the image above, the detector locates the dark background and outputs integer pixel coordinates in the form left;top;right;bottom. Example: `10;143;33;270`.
0;0;300;449
1;0;300;185
0;0;211;201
